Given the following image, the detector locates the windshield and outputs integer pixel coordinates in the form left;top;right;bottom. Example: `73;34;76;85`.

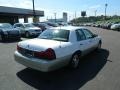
40;23;51;27
0;23;12;29
38;29;69;42
24;24;35;28
47;23;58;27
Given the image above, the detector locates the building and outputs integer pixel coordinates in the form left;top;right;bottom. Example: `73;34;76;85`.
0;6;44;24
63;12;67;22
47;12;68;23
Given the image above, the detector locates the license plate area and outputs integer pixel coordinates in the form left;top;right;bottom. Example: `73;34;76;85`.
21;49;34;57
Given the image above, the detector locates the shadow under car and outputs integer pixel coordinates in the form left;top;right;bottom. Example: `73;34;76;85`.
17;48;109;90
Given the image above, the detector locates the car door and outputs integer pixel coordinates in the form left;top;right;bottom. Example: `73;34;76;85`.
75;29;91;55
14;24;24;35
18;24;25;35
82;29;97;52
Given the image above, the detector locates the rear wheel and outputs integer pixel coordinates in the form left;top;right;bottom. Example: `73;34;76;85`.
70;53;80;68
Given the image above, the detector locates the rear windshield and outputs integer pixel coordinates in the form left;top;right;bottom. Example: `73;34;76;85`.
38;29;69;42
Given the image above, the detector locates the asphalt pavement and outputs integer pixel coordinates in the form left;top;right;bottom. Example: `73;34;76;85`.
0;27;120;90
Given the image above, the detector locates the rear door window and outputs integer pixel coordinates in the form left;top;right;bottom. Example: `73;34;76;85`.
82;29;93;39
76;29;86;41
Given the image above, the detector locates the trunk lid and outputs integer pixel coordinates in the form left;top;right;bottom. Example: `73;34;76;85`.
18;38;61;51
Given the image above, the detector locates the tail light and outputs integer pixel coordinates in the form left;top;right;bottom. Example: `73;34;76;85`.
17;44;22;51
34;48;56;60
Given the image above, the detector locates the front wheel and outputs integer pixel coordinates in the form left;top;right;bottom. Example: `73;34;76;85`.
0;34;4;41
70;53;80;68
96;42;102;52
98;43;101;49
25;32;30;38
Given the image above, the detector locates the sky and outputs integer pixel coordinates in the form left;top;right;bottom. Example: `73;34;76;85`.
0;0;120;22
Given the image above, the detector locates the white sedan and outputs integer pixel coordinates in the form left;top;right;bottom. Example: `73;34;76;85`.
14;26;102;72
111;23;120;30
13;23;42;38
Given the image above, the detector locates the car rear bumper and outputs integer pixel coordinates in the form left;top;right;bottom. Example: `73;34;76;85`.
14;51;71;72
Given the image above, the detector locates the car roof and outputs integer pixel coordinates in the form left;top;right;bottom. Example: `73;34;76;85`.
51;26;86;31
14;23;31;25
0;23;11;24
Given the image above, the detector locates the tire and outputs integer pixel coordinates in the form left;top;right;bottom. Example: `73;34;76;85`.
70;53;80;68
25;32;30;38
96;41;102;51
0;34;4;41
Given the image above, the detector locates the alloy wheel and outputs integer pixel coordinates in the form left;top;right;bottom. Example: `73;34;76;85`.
71;54;80;68
25;32;30;38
